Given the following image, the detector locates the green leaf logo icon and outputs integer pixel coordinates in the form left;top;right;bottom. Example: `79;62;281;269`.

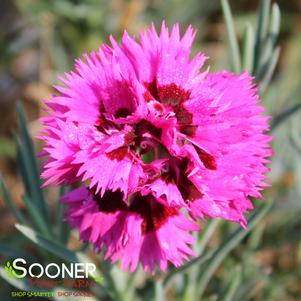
4;261;25;279
4;262;14;278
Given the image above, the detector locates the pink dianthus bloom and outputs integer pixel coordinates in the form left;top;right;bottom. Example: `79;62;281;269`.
40;23;271;272
62;187;198;273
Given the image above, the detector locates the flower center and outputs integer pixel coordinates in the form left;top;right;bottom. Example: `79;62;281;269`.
143;78;198;137
131;119;164;163
97;78;216;206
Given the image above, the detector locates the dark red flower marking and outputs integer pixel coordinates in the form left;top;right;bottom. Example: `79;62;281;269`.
130;194;178;234
179;125;198;136
175;105;193;125
95;114;121;133
195;147;217;170
93;189;127;213
144;78;196;135
115;107;131;118
144;78;190;106
124;131;137;146
93;190;178;234
144;78;159;102
106;146;128;161
135;119;162;139
95;115;107;130
162;157;203;202
157;83;191;106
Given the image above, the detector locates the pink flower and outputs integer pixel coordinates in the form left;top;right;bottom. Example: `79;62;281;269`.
40;23;271;271
62;187;199;273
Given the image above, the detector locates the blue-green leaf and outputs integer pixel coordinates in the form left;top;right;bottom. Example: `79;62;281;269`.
242;22;255;72
23;196;52;238
197;201;273;298
221;0;241;73
15;224;104;281
259;47;280;93
16;223;81;263
271;102;301;131
254;0;271;72
16;102;49;223
218;266;242;301
55;185;70;245
0;175;26;224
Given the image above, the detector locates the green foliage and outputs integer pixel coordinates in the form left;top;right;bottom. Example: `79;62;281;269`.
221;0;281;93
0;175;26;224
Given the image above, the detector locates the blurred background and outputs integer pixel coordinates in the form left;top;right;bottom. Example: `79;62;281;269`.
0;0;301;300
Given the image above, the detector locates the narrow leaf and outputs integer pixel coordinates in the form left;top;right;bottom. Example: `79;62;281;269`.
271;102;301;131
0;243;29;259
254;0;271;72
218;266;242;301
221;0;241;73
15;224;103;280
247;223;265;250
0;175;26;224
16;223;79;262
23;196;52;238
55;185;70;245
100;258;124;301
198;219;221;254
15;137;31;193
234;273;268;301
257;3;281;80
163;250;213;286
259;47;280;93
197;201;272;298
269;3;281;48
182;219;222;299
242;22;255;72
16;102;49;223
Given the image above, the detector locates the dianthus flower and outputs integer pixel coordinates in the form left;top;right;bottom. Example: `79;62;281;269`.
40;23;271;273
